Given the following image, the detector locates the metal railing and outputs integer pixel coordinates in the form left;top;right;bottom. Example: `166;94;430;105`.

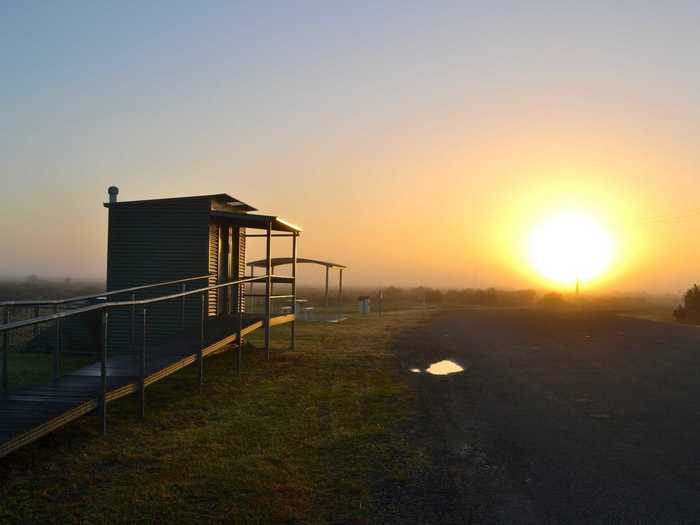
0;274;213;308
0;272;297;435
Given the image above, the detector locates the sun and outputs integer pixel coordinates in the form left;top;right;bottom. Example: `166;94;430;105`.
527;211;615;287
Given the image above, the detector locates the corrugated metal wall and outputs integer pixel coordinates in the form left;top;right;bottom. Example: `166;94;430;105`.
106;199;211;354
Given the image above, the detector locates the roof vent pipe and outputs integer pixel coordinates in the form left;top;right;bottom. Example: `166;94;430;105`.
107;186;119;204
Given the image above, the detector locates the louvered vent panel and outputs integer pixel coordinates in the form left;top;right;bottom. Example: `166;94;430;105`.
238;227;246;312
208;223;219;316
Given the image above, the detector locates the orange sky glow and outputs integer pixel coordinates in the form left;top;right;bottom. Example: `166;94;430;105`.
2;4;699;295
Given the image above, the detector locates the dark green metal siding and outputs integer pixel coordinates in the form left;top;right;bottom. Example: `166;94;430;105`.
106;199;211;354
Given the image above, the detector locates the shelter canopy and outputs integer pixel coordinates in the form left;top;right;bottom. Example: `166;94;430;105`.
247;257;345;269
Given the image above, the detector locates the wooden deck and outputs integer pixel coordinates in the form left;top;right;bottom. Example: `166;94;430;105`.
0;313;295;459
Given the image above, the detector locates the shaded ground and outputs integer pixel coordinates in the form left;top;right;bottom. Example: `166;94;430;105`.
393;308;700;524
0;314;427;524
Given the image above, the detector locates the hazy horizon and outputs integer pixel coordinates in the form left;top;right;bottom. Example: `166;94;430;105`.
3;2;700;294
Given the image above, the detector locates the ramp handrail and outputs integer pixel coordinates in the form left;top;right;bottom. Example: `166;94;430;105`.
0;270;298;449
0;274;294;333
0;274;213;308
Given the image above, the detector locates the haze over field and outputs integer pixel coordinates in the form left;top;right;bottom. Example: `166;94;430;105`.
2;2;700;293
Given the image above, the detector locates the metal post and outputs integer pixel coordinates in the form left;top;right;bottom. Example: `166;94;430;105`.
291;233;297;350
250;265;255;313
101;309;108;435
325;266;329;309
338;268;343;321
181;283;186;330
199;293;205;393
130;293;136;356
265;225;272;360
237;285;243;376
53;317;61;381
33;306;39;338
2;308;9;394
140;307;147;418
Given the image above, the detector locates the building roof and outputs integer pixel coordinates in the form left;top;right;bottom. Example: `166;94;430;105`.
210;211;302;233
104;193;257;212
247;257;345;269
104;192;302;232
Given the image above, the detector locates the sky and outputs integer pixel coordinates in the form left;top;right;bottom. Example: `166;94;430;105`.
2;1;700;293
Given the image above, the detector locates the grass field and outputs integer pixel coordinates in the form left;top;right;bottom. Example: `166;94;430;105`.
6;352;97;390
0;311;431;524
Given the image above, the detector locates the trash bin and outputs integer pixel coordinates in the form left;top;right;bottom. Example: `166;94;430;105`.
357;296;370;314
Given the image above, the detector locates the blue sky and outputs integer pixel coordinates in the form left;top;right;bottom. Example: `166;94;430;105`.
2;2;700;291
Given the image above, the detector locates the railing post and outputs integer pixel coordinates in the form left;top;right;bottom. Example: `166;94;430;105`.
101;309;108;436
265;225;272;360
130;293;136;356
53;316;61;381
291;233;297;350
2;308;10;394
181;283;186;331
237;284;243;376
140;307;146;418
33;305;39;338
199;293;205;393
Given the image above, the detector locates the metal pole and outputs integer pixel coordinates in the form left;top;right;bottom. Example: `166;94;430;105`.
199;293;205;393
338;268;343;321
130;293;136;356
250;265;255;313
291;233;297;350
140;307;147;418
181;283;186;330
33;306;39;338
270;265;274;308
237;284;243;376
2;308;9;394
265;224;272;360
53;317;61;381
101;309;108;435
325;266;329;309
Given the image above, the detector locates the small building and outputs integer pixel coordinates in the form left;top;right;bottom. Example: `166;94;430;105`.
357;296;370;314
104;189;301;351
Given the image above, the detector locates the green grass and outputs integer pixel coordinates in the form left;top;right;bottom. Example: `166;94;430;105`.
7;352;96;390
0;311;431;524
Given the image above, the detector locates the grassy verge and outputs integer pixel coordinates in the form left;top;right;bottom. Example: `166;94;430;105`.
0;311;431;524
7;352;97;390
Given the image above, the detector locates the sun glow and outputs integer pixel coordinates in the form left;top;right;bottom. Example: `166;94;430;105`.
527;211;615;286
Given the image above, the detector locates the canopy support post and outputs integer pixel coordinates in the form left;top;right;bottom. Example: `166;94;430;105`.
265;224;272;360
338;268;343;321
291;233;297;350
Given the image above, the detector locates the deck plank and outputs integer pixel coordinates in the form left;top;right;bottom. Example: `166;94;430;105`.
0;314;291;459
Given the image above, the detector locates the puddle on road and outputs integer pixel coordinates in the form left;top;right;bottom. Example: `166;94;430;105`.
426;360;464;376
409;360;465;375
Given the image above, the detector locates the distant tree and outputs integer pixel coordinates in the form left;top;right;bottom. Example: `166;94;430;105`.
673;284;700;323
540;292;566;307
425;288;443;304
